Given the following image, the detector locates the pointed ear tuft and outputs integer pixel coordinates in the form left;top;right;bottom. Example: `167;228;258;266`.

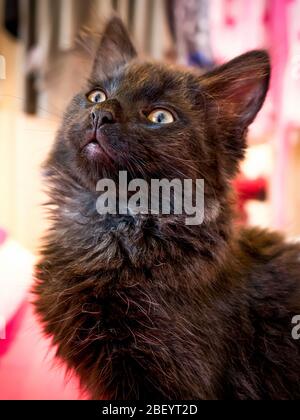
91;16;137;78
201;50;271;128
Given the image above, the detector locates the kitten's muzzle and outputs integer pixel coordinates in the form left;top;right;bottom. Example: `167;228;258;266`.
91;108;116;129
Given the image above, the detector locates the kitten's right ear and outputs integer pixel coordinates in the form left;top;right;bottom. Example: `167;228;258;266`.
198;51;270;177
91;16;137;78
200;50;271;130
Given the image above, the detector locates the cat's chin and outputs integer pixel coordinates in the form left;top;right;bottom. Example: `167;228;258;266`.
80;128;117;162
83;141;108;160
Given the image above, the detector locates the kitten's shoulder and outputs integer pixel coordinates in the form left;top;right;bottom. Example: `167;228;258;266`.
236;227;300;309
237;226;300;259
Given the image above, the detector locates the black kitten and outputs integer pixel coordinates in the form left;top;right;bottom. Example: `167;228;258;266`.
34;17;300;400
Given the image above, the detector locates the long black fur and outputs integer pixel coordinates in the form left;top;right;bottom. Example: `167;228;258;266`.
34;17;300;400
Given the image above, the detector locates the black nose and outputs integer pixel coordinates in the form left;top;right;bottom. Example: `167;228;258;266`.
91;109;116;127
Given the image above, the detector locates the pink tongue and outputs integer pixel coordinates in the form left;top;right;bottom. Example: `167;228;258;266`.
0;229;7;246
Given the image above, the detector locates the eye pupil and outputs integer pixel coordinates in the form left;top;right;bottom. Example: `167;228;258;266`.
157;113;164;123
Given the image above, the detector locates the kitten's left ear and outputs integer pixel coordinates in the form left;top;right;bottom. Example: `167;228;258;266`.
201;50;271;129
91;16;137;78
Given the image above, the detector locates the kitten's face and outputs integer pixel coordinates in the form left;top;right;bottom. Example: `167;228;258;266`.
64;62;207;184
51;17;270;193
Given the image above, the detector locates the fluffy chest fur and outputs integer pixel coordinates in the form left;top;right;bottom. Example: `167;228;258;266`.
35;178;235;399
34;182;300;400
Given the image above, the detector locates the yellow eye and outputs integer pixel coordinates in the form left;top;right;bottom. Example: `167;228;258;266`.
147;109;175;124
87;89;107;104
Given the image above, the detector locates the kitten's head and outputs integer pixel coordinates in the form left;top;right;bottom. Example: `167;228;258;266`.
51;17;270;197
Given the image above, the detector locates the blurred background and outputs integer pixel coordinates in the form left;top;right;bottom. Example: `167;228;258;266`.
0;0;299;400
